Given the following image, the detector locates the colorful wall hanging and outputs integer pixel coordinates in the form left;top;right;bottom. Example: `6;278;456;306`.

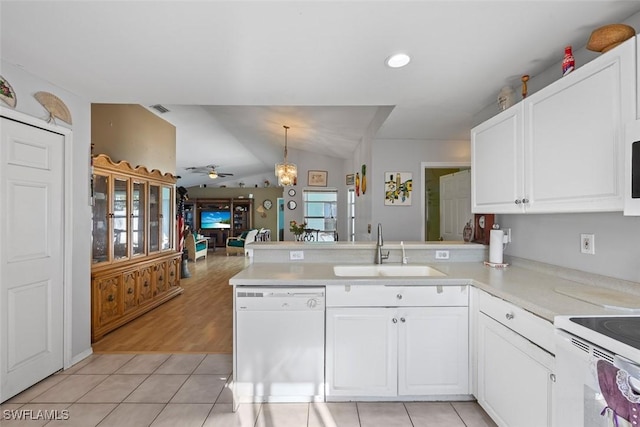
0;75;17;108
384;171;413;206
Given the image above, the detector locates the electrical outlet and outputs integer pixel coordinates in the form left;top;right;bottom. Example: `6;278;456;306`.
504;228;512;243
580;234;595;255
435;250;450;260
289;250;304;260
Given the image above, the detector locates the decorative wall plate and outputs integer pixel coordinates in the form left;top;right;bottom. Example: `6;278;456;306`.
34;91;72;124
288;188;296;197
0;75;17;108
287;200;297;210
263;199;273;210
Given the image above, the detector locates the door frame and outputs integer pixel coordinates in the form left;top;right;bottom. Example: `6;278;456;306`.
1;106;74;370
420;161;470;241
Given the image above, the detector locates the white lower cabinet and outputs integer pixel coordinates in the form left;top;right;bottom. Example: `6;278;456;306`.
477;312;555;427
325;285;469;399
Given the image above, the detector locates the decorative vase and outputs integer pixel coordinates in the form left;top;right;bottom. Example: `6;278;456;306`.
497;86;515;111
562;46;575;76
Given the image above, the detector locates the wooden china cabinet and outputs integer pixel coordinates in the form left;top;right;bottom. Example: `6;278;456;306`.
91;154;183;342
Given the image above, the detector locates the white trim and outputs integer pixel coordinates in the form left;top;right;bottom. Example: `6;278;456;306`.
420;161;471;241
0;107;74;370
69;348;93;368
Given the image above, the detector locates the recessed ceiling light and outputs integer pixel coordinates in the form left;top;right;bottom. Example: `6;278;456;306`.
386;53;411;68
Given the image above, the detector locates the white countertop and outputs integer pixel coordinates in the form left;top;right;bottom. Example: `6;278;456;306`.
230;260;640;322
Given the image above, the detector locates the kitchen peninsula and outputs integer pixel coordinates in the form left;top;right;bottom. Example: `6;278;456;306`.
230;241;640;425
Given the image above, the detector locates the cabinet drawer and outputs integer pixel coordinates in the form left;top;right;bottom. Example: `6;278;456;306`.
478;290;554;354
326;284;468;307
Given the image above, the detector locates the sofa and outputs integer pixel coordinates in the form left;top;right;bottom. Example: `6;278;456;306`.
226;229;259;256
185;233;209;261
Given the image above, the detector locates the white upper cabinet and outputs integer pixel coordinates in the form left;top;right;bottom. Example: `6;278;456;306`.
471;103;525;213
472;37;636;214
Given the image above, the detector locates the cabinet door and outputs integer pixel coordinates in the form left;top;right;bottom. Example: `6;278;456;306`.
167;256;180;289
92;172;110;264
160;185;173;250
326;307;397;397
122;270;137;313
153;260;168;295
131;180;146;257
477;313;554;427
137;265;154;305
149;184;160;252
94;274;123;328
398;307;469;396
471;103;525;213
524;38;634;213
112;175;130;261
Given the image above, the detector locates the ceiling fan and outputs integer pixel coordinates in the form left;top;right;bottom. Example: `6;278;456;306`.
185;165;234;179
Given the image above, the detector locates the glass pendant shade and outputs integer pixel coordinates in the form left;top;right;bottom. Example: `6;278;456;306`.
275;125;297;186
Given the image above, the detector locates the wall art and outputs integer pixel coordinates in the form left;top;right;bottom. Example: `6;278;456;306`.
384;171;413;206
308;170;327;187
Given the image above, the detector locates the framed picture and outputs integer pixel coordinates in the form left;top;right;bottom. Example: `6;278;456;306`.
346;173;355;186
384;172;413;206
308;170;328;187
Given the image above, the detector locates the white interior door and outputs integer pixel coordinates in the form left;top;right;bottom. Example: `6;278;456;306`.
440;170;471;241
1;117;65;402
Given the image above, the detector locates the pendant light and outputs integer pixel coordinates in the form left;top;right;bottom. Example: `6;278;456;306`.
274;125;297;186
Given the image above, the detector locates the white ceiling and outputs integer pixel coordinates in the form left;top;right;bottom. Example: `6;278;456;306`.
2;1;640;187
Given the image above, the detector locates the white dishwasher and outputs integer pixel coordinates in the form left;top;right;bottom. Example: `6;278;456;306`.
234;287;325;403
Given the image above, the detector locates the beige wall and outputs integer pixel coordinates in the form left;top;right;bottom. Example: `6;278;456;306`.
186;186;284;236
91;104;176;174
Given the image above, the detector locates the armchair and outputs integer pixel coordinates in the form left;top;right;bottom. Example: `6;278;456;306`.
185;233;209;261
226;229;259;256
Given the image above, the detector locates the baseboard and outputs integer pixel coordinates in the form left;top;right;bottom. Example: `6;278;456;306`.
66;348;93;369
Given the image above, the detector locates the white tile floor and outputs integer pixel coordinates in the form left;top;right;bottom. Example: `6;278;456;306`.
1;354;497;426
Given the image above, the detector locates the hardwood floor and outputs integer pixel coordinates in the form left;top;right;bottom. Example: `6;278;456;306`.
92;250;250;354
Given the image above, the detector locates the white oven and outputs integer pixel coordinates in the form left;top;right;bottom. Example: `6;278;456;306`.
555;316;640;427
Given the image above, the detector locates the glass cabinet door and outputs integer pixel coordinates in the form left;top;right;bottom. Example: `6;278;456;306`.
149;184;160;252
161;185;173;250
131;180;146;257
112;176;130;260
92;173;110;264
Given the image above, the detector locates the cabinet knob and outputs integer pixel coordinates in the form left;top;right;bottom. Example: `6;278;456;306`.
505;312;514;320
392;318;398;324
522;198;529;204
400;317;406;323
127;288;133;294
144;281;149;287
107;294;114;302
396;294;403;300
514;199;522;205
549;373;556;382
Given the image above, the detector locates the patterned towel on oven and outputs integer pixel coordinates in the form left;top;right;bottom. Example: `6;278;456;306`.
598;359;640;426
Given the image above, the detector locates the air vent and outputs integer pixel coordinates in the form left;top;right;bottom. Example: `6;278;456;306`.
593;348;615;364
570;338;589;353
150;104;170;114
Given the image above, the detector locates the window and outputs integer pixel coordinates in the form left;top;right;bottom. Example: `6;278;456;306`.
303;189;338;241
347;188;355;241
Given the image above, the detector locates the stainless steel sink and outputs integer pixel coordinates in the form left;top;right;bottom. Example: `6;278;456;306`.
333;264;446;277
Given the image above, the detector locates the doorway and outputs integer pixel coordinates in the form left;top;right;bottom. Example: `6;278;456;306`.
421;162;470;241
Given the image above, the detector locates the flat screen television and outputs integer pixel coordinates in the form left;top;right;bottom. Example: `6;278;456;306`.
200;210;231;229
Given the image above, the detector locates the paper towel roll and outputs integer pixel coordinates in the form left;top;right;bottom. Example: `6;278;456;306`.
490;230;504;264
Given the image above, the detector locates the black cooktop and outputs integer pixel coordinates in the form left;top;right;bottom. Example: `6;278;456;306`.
570;317;640;351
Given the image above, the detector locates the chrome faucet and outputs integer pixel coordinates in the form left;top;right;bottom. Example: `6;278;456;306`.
375;223;389;264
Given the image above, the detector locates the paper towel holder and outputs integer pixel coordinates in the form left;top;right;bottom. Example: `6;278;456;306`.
473;214;495;244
